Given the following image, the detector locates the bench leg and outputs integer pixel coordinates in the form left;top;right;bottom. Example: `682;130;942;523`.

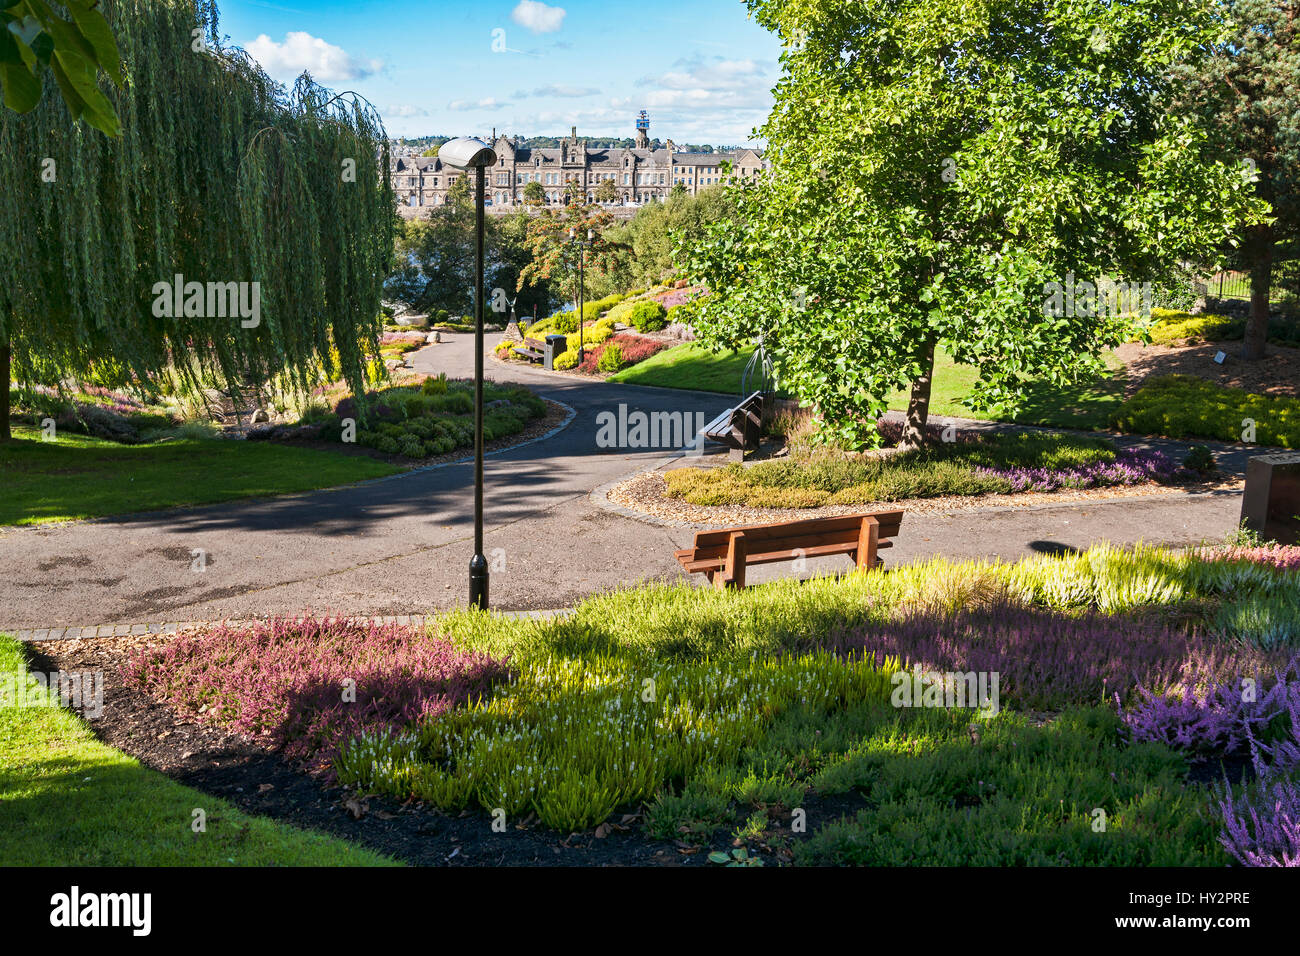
716;532;747;590
855;516;880;572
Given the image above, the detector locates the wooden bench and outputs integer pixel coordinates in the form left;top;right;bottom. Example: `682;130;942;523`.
674;510;904;589
512;337;546;363
701;391;763;461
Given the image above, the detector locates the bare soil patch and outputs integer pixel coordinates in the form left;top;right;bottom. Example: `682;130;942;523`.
1113;340;1300;398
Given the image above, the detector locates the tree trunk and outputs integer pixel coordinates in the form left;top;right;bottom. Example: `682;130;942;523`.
0;343;10;442
1242;229;1274;361
900;339;937;449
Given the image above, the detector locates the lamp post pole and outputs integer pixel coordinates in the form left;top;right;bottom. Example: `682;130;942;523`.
438;137;498;611
469;162;488;610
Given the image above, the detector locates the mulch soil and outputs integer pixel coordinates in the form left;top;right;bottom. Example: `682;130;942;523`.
1113;340;1300;398
27;633;863;867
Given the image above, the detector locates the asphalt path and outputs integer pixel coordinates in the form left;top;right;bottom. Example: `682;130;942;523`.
0;333;1251;630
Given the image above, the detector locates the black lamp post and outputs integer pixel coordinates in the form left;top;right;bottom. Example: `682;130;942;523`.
570;227;593;363
439;137;498;610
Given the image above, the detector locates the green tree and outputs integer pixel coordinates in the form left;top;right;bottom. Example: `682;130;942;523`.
1;0;124;136
390;184;553;319
522;179;545;205
1;0;393;441
390;176;477;316
594;177;619;204
614;185;733;287
1171;0;1300;359
679;0;1265;448
519;204;621;308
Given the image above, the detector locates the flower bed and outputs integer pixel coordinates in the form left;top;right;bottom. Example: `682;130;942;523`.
121;618;508;770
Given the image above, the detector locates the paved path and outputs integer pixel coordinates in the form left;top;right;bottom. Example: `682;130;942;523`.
0;333;1255;631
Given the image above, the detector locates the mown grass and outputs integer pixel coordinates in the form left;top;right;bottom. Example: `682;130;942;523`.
607;343;783;395
609;343;1126;429
0;425;401;526
661;430;1129;509
0;634;398;866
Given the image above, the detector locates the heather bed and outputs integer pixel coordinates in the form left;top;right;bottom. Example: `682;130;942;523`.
115;543;1300;866
662;429;1200;510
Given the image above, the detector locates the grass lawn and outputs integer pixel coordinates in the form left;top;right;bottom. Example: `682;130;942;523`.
0;425;401;526
881;348;1129;430
608;343;784;395
0;634;397;866
610;343;1126;430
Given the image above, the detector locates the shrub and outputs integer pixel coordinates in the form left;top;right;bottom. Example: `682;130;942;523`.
554;350;579;371
1183;444;1217;476
598;343;624;372
1112;376;1300;448
1141;309;1237;346
627;300;668;332
422;373;448;395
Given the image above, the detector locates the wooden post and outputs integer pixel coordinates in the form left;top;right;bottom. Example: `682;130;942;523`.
717;531;747;589
855;515;880;571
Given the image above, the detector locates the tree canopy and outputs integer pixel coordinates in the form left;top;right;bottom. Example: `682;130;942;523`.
1170;0;1300;359
1;0;394;440
680;0;1266;447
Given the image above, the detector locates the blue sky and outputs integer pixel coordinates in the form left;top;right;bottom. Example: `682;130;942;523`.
217;0;782;145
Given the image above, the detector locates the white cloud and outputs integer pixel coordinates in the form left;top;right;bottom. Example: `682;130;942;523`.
530;84;600;98
384;105;429;119
651;58;767;92
511;1;566;34
447;97;511;111
246;31;382;82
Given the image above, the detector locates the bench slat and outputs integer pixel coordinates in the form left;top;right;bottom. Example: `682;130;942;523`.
690;510;903;549
678;539;893;573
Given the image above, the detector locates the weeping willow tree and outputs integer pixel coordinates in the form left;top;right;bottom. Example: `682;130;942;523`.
0;0;394;440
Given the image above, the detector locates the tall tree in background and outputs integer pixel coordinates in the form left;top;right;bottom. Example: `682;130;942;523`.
519;204;620;308
681;0;1265;447
1171;0;1300;359
389;182;555;319
0;0;394;441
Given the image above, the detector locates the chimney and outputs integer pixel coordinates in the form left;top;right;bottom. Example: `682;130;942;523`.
571;125;577;140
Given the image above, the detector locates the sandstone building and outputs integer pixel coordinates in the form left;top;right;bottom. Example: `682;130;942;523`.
391;112;767;217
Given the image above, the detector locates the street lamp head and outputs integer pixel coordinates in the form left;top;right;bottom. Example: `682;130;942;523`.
439;137;498;169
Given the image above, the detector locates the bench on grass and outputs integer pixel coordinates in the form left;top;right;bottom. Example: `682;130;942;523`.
512;337;546;363
674;509;904;589
701;390;764;461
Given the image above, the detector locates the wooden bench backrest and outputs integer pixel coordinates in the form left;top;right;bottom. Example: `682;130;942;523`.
687;510;903;562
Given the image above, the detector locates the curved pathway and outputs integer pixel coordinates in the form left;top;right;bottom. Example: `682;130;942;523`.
0;333;1253;630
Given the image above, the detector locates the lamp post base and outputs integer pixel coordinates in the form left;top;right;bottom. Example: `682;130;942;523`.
469;553;489;610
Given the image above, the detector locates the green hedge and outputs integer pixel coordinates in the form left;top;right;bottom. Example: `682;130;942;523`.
1112;375;1299;447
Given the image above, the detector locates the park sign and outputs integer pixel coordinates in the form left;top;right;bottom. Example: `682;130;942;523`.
1241;453;1300;545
